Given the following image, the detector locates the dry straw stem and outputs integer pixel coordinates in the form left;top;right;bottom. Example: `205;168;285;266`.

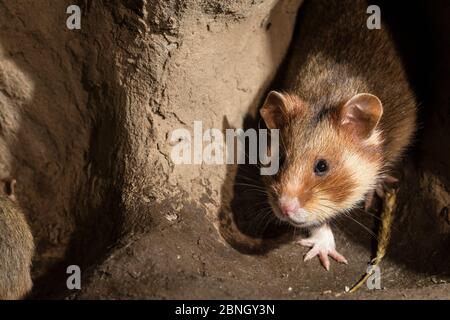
349;187;398;293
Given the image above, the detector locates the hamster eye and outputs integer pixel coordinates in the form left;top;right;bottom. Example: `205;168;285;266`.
314;159;329;176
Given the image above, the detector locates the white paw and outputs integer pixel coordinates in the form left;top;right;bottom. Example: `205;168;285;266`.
297;224;348;271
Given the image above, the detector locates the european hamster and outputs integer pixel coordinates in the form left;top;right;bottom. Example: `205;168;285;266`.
0;179;34;299
260;0;416;269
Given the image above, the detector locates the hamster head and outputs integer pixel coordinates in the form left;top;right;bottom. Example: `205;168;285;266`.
260;91;384;227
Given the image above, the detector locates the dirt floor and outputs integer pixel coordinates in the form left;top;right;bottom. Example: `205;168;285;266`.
66;157;450;300
66;210;449;300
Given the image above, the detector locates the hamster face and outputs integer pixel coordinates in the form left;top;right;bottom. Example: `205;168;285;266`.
260;91;384;227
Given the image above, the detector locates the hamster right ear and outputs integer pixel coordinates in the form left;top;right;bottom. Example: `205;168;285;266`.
340;93;383;139
260;91;288;129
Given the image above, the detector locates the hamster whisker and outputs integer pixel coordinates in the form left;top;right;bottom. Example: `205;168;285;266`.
252;209;275;234
236;174;263;184
313;202;378;240
235;186;269;195
234;182;267;190
353;207;382;222
249;202;273;211
340;212;378;240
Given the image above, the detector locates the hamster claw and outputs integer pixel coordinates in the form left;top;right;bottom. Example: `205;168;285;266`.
297;224;348;271
300;244;348;270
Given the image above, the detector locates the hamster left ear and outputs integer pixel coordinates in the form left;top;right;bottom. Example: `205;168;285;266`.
340;93;383;139
260;91;288;129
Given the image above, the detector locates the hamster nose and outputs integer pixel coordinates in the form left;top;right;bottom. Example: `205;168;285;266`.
279;197;299;216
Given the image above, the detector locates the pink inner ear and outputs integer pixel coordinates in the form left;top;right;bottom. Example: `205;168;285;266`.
340;94;383;139
343;103;372;124
342;109;359;125
260;91;307;129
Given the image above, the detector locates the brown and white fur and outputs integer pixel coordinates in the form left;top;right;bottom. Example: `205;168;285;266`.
260;0;416;270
